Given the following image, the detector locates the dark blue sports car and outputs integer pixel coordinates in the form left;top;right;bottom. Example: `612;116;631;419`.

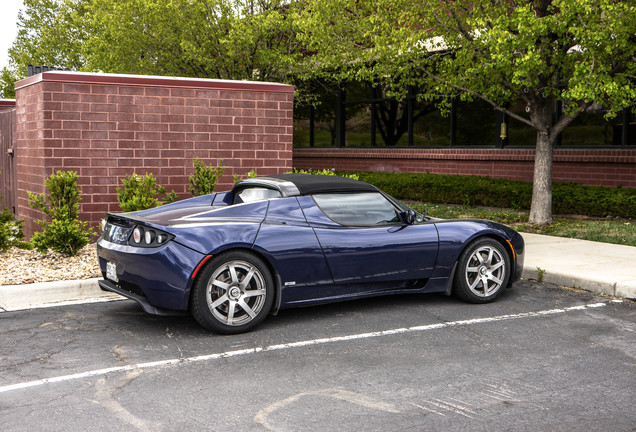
97;174;524;334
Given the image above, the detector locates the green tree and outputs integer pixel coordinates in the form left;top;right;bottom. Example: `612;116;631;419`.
83;0;301;81
2;0;91;96
7;0;304;93
0;68;18;99
295;0;636;225
8;0;89;74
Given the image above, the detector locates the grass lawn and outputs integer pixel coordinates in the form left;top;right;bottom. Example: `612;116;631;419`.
407;202;636;247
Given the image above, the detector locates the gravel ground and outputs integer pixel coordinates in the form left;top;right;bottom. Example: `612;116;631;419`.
0;244;101;285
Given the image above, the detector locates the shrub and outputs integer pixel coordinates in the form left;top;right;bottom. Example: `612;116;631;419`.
353;171;636;219
0;207;30;252
233;169;257;184
189;158;225;196
31;219;93;256
290;168;360;180
27;170;94;255
0;169;30;252
117;173;178;212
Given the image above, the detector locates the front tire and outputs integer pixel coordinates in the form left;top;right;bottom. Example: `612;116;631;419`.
191;251;274;334
453;238;511;303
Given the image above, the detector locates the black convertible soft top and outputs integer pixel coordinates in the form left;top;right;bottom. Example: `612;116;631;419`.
234;173;379;197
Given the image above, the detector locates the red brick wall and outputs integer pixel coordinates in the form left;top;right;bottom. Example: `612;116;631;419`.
14;72;294;237
293;148;636;188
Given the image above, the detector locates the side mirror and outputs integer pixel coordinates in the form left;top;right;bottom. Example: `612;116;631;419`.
398;210;416;225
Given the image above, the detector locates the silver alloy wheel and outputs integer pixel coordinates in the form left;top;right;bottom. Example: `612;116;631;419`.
206;259;267;326
464;245;506;297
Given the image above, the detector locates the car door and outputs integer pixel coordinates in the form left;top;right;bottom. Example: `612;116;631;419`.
297;193;439;292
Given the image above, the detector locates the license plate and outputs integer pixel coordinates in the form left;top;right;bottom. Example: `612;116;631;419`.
106;261;118;282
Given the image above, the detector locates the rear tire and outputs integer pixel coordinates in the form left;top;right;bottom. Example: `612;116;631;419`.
191;251;274;334
453;238;510;303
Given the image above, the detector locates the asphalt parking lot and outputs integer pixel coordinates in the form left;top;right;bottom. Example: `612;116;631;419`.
1;280;634;431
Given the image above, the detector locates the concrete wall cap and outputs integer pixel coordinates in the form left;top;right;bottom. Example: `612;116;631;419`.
15;71;294;93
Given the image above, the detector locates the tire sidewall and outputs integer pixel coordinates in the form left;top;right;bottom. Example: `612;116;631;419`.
191;251;274;334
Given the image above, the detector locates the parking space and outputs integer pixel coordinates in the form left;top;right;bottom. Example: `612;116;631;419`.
1;281;634;431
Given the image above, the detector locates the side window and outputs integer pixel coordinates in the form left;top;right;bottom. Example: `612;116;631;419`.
313;192;399;226
233;187;282;204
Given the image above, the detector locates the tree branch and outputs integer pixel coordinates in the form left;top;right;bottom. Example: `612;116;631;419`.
420;66;535;128
550;101;592;139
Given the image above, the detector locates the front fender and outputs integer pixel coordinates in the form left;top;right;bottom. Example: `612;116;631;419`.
432;219;522;282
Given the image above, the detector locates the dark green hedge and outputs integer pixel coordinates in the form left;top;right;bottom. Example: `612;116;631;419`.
350;171;636;219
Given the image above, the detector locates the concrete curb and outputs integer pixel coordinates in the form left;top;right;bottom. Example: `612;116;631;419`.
0;278;122;312
521;267;636;299
521;233;636;300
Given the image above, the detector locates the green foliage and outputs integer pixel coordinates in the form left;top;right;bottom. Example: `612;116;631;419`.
28;171;83;221
409;201;636;247
0;170;28;251
189;158;226;196
10;0;301;81
0;67;18;99
355;172;636;219
233;169;258;184
117;173;178;212
295;0;636;224
532;218;636;247
86;0;302;82
296;0;636;120
536;268;546;283
0;208;30;252
27;170;94;255
289;168;359;181
9;0;312;101
9;0;88;76
30;219;93;255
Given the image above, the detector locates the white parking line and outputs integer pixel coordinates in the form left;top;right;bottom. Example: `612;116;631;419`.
0;302;608;394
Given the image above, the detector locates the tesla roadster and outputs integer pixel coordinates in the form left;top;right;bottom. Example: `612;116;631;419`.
97;174;524;334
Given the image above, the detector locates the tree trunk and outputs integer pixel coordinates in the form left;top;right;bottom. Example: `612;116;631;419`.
528;128;553;225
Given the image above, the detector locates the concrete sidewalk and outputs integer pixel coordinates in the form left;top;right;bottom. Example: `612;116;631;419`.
1;233;634;312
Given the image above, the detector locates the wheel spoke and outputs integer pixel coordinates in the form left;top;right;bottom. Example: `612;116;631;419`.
489;275;503;285
469;277;481;290
228;264;240;285
242;288;265;299
210;293;229;309
239;267;256;290
486;248;494;266
238;299;257;319
467;266;480;273
226;301;236;325
481;276;490;291
490;260;504;271
475;252;485;265
211;279;231;291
